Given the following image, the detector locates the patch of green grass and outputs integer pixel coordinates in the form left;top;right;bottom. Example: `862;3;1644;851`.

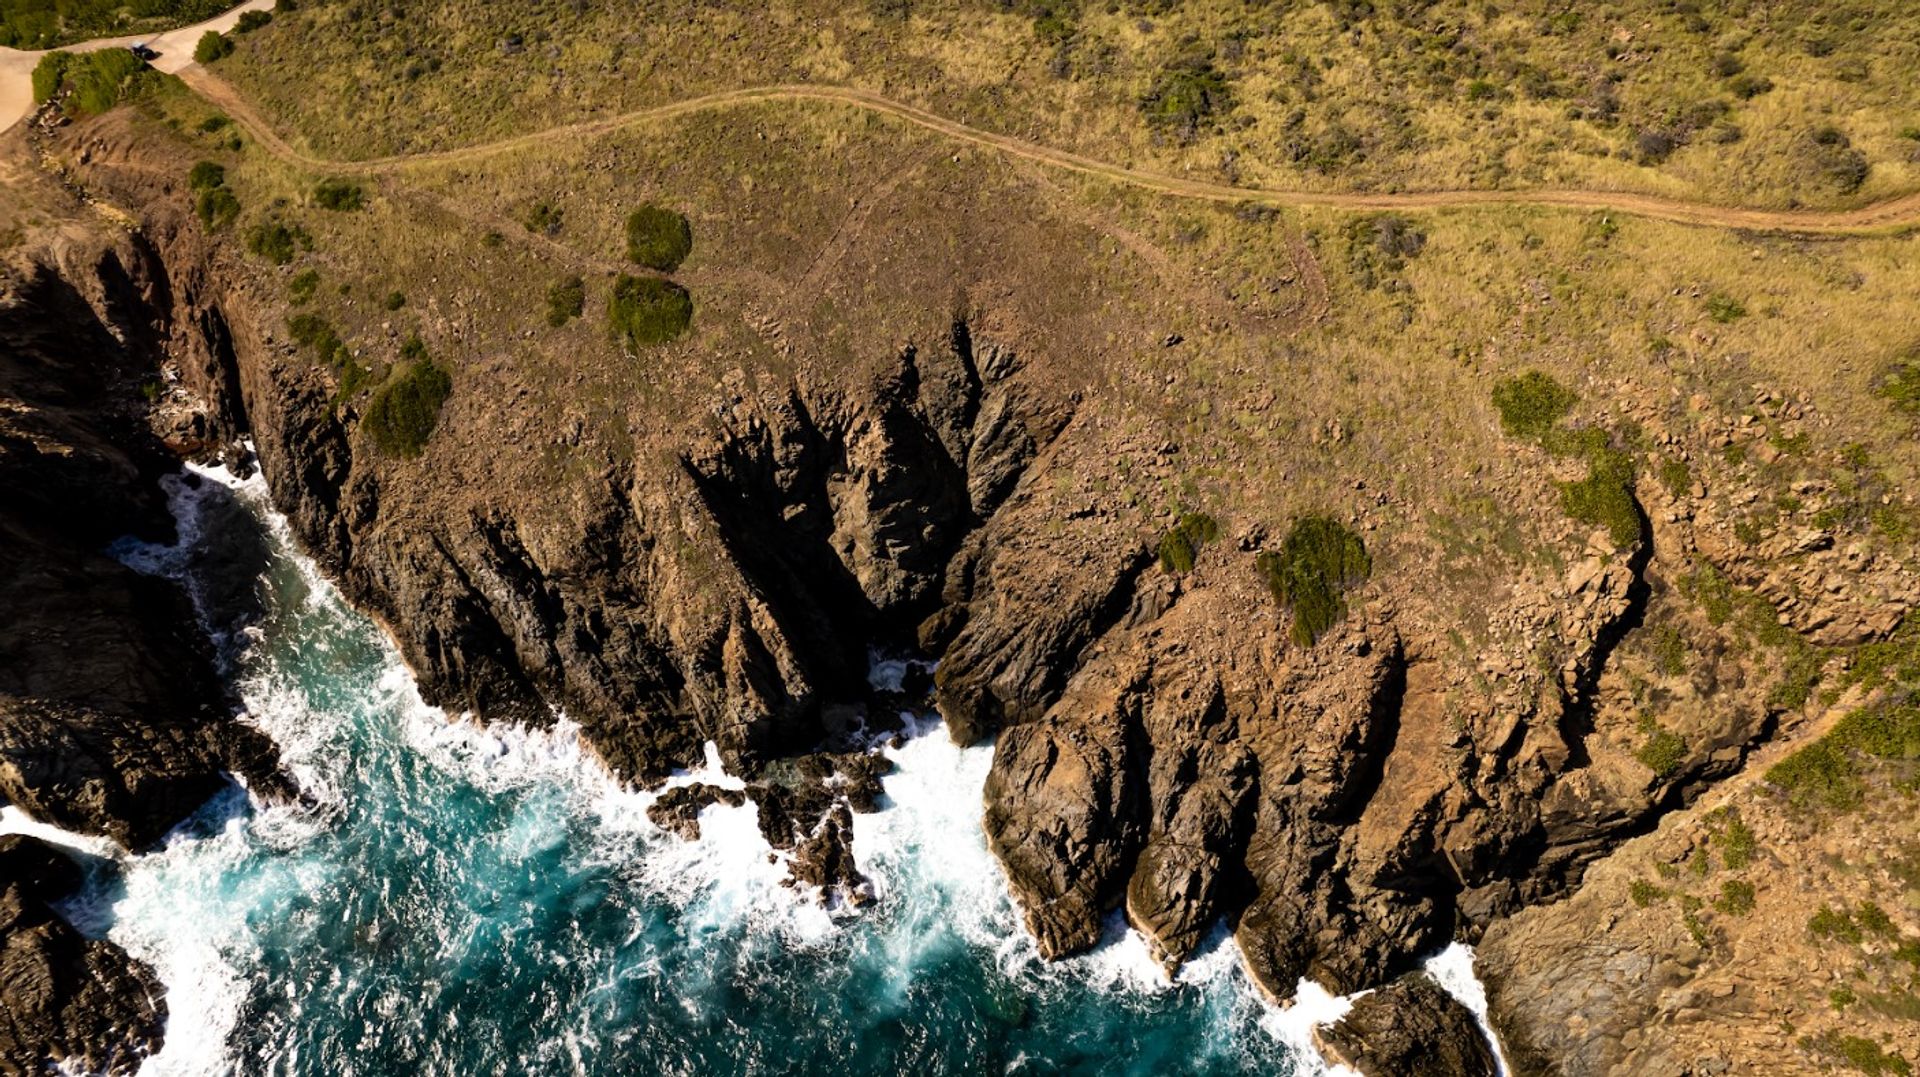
1714;879;1756;916
1876;360;1920;417
1769;702;1920;812
195;186;240;231
1256;515;1371;646
625;204;693;272
287;312;371;401
1559;442;1642;547
546;275;585;327
288;269;320;304
1811;904;1866;945
1649;624;1688;677
1801;1030;1913;1077
607;273;692;347
1156;511;1220;574
1636;719;1688;777
312;178;365;212
1705;292;1748;323
1491;370;1577;440
363;339;451;458
1629;878;1667;907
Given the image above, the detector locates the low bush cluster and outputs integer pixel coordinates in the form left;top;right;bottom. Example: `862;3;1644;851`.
245;219;312;265
1257;515;1371;646
546;275;585;327
188;159;240;230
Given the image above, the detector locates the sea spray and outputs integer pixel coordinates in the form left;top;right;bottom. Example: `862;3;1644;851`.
72;460;1487;1075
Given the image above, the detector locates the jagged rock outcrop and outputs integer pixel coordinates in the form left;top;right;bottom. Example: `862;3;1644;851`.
0;255;287;850
0;835;165;1076
1315;972;1499;1077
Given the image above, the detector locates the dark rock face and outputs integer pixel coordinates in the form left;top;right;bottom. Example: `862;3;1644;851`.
0;836;166;1076
0;259;287;851
1315;972;1500;1077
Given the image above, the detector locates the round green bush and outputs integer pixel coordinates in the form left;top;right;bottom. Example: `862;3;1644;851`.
625;204;692;272
608;273;692;347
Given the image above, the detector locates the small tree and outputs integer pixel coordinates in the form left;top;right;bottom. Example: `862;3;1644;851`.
194;31;234;64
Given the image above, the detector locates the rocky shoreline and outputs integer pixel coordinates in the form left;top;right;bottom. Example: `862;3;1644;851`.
6;91;1917;1074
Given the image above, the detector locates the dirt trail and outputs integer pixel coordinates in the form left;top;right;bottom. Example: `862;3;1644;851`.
179;70;1920;237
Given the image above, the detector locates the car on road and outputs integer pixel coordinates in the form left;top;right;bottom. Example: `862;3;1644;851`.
130;43;159;61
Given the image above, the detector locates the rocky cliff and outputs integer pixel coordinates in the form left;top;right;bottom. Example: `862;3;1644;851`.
18;97;1919;1073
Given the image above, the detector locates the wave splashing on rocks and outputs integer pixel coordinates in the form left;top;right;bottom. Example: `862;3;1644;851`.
72;459;1458;1075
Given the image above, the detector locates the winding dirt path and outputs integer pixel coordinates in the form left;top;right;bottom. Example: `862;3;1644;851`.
180;70;1920;237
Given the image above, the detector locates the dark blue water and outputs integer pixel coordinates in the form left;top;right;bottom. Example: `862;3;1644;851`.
42;462;1365;1077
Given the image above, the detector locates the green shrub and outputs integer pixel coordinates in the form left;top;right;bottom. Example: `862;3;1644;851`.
546;275;585;327
312;179;364;212
245;220;311;265
1156;512;1220;574
1492;370;1577;440
1715;812;1757;869
288;269;321;304
194;30;233;64
196;114;231;133
607;273;692;347
187;160;225;192
31;52;71;104
1801;1031;1912;1077
1713;879;1755;916
363;349;452;458
1257;515;1371;646
234;9;272;32
383;291;406;311
1658;456;1692;498
1704;293;1747;323
195;186;240;230
625;204;693;271
1649;625;1688;676
524;201;564;236
1140;55;1233;143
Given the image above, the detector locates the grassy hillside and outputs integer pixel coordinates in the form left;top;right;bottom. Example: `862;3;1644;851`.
211;0;1920;208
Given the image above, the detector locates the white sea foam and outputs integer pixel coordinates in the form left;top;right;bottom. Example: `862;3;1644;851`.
1426;941;1512;1076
